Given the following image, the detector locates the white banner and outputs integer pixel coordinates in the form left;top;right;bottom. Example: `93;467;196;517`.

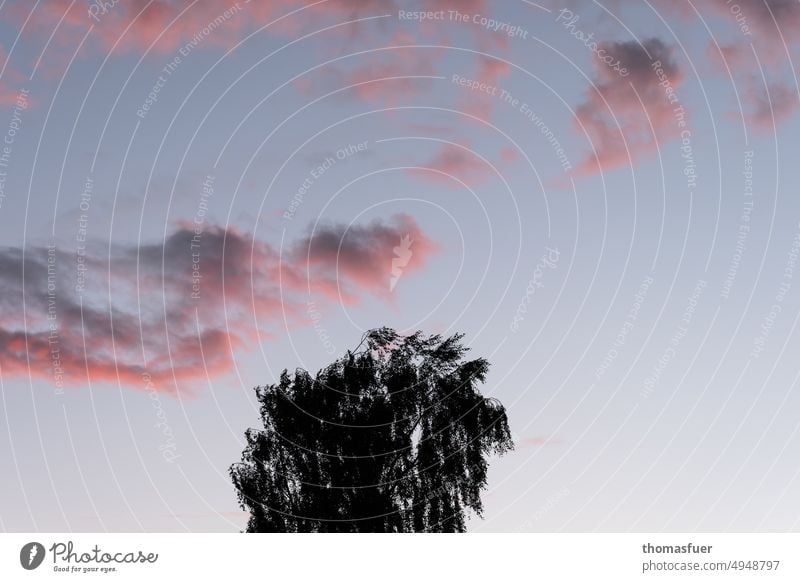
1;533;797;581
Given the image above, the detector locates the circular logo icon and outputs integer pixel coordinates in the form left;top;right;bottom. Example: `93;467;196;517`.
20;542;45;570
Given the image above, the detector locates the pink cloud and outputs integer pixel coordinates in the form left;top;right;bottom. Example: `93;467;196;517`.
406;142;497;187
408;142;518;188
646;0;800;39
573;38;684;175
423;0;488;10
0;215;437;394
284;213;439;303
10;0;399;63
572;1;800;129
708;0;800;43
8;0;522;128
456;55;511;121
708;42;750;72
295;32;440;105
0;44;29;106
707;42;799;131
741;79;800;128
406;139;518;187
663;1;800;128
500;146;517;162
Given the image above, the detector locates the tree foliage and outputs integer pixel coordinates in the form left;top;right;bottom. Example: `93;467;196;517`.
230;328;512;532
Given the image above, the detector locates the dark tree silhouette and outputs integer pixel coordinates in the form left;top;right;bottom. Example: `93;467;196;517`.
230;328;513;532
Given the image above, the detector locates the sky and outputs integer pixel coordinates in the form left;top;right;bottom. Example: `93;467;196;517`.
1;0;800;532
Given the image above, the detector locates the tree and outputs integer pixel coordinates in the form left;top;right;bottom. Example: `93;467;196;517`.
230;327;513;532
